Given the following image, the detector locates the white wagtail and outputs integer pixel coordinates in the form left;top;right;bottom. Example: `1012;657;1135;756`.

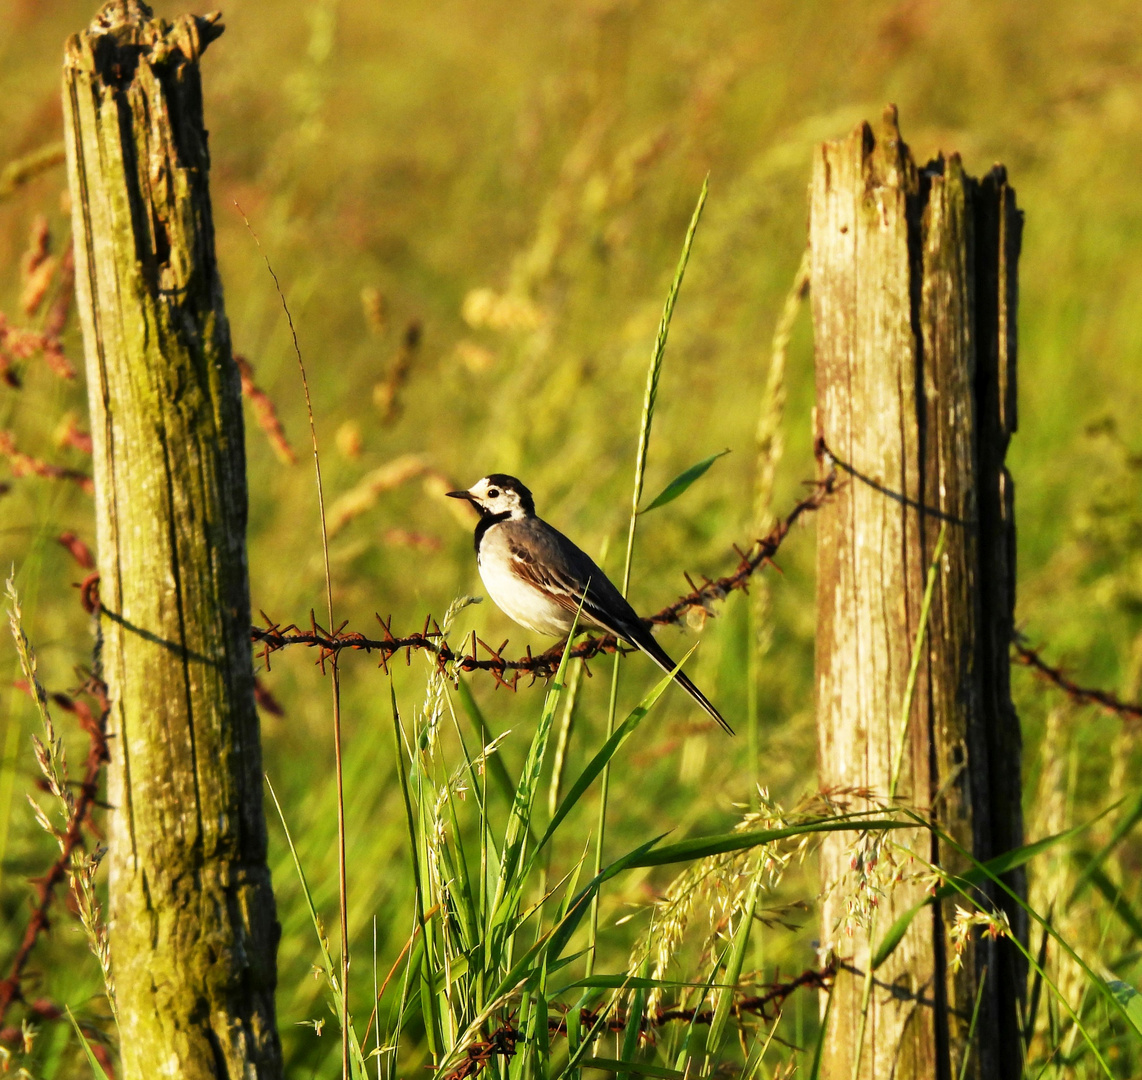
447;474;733;734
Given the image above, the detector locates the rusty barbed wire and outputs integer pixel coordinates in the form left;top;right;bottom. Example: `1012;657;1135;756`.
251;469;840;687
1013;636;1142;723
250;461;1142;727
441;961;836;1079
443;1024;522;1080
562;959;836;1035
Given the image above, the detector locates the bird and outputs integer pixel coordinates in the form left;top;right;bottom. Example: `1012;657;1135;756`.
446;473;733;734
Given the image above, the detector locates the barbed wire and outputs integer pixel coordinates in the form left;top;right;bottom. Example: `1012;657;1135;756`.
251;469;840;687
442;961;836;1079
1012;636;1142;723
7;459;1142;1050
250;469;1142;731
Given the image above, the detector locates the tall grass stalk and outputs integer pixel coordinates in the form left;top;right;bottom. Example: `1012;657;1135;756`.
748;249;809;802
906;810;1131;1076
849;911;877;1080
588;175;709;977
373;918;381;1080
7;574;117;1023
808;983;834;1080
958;966;988;1080
65;1006;112;1080
0;699;21;899
266;776;370;1077
889;523;948;800
851;523;948;1080
240;207;352;1078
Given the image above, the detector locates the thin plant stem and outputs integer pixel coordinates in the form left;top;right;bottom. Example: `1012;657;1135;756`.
548;657;584;821
586;653;623;981
373;917;381;1080
621;174;710;597
958;964;989;1080
749;249;809;804
539;657;584;929
746;604;760;809
237;205;349;1078
0;675;24;898
890;523;948;800
850;912;877;1080
860;524;943;1075
808;979;834;1080
586;176;708;977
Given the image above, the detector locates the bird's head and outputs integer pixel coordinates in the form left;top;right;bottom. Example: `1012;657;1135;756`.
446;474;535;519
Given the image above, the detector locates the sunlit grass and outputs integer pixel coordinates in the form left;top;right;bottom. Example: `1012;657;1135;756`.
0;0;1141;1076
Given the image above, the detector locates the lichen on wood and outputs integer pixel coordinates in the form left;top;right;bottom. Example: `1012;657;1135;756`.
63;2;281;1076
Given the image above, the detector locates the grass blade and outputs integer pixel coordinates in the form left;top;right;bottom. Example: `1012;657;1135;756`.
533;648;694;867
640;449;730;514
1067;785;1142;906
957;965;988;1080
629;816;910;869
389;683;444;1059
492;835;669;1002
618;957;651;1079
65;1007;112;1080
889;522;947;799
1070;852;1142;940
583;1060;685;1079
914;812;1121;1074
456;676;517;807
706;871;761;1055
873;809;1115;970
265;777;369;1077
808;983;834;1080
673;952;729;1075
554;975;730;993
1106;979;1142;1041
489;610;581;938
489;665;565;926
592;174;710;975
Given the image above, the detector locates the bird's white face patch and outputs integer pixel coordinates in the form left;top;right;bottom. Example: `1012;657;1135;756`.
466;477;527;518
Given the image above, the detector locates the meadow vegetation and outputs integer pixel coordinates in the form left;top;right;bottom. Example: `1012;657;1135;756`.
1;0;1141;1075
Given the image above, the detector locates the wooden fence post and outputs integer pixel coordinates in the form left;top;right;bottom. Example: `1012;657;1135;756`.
62;3;282;1076
811;107;1024;1079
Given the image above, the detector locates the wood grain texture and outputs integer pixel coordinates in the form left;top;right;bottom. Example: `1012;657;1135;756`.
62;3;282;1076
811;108;1023;1080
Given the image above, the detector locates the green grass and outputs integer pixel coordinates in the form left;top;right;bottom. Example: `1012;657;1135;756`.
0;1;1141;1076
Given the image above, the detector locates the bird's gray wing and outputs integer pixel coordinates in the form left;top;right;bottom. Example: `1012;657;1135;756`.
505;519;735;734
503;520;642;637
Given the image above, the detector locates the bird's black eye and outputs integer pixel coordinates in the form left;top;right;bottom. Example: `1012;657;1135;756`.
487;488;500;498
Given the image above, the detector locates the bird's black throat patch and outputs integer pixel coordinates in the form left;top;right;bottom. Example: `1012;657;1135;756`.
474;510;512;553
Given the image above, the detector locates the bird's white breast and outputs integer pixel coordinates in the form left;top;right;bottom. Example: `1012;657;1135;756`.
478;528;574;636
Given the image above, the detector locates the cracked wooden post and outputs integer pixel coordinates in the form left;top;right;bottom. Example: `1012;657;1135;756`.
62;3;282;1076
811;107;1024;1080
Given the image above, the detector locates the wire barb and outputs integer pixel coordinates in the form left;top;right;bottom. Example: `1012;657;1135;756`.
251;470;839;681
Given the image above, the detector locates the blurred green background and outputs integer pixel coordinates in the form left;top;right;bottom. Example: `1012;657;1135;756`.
2;0;1142;1074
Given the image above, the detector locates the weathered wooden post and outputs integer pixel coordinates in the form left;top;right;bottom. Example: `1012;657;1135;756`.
63;3;282;1076
811;107;1024;1079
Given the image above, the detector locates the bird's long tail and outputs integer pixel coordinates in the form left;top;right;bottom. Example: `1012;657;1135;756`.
626;625;734;735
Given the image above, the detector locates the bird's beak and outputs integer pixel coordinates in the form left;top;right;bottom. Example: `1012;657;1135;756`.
446;489;475;503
